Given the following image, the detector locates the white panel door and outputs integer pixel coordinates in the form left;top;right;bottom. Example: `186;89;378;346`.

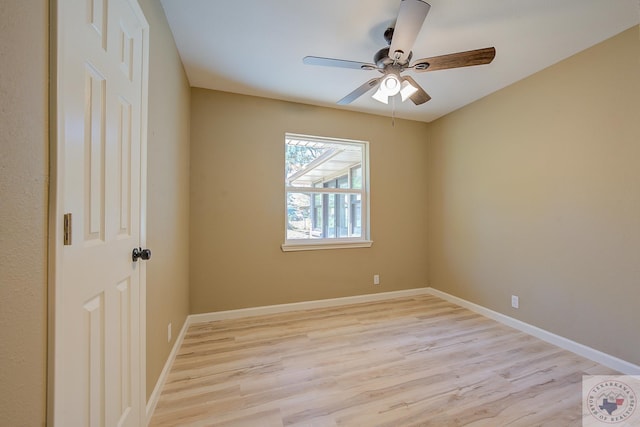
52;0;148;425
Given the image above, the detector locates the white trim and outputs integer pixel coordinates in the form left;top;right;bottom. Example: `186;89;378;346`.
281;240;373;252
145;317;190;425
188;288;432;324
425;287;640;375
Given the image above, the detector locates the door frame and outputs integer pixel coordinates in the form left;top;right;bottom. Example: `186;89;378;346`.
47;0;150;424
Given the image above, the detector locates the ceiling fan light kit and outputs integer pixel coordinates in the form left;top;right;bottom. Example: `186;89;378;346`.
400;79;418;101
380;74;401;95
303;0;496;107
372;85;390;104
372;75;418;104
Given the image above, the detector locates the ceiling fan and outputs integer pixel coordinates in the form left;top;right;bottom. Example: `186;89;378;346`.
303;0;496;106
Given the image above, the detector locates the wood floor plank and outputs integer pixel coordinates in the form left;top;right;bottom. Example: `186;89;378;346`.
149;294;616;426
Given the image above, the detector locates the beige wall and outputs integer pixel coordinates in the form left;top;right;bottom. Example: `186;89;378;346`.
189;89;430;313
0;1;49;425
138;0;191;400
427;26;640;365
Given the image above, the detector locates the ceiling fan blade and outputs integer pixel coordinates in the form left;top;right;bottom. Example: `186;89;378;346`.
411;47;496;72
389;0;431;64
402;75;431;105
337;77;382;105
303;56;378;70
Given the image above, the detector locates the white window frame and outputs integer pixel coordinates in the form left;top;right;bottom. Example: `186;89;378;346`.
282;133;372;252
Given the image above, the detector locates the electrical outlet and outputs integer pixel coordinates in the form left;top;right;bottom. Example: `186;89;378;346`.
168;322;172;342
373;274;380;285
511;295;519;309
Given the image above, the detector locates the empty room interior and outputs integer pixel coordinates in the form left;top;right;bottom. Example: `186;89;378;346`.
1;0;639;426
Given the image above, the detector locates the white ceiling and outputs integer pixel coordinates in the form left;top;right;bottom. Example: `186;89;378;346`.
160;0;639;123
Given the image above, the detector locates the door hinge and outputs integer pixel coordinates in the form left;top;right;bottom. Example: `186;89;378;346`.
63;213;72;245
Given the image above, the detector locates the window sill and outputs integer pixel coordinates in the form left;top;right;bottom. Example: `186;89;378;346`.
281;240;373;252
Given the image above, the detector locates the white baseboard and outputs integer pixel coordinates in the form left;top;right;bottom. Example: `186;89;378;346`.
145;317;191;425
426;287;640;375
188;287;433;324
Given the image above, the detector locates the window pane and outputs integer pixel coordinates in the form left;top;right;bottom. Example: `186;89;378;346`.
285;137;363;189
287;193;313;239
350;194;361;235
287;191;361;240
312;193;323;231
327;193;335;238
337;193;349;237
351;166;362;189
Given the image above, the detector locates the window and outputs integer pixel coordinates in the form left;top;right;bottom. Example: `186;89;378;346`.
283;133;371;251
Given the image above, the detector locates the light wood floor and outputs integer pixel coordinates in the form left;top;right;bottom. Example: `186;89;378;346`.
149;294;616;426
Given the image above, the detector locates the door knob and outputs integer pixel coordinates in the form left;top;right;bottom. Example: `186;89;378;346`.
132;247;151;262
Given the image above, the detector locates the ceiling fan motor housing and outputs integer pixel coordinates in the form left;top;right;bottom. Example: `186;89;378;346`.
374;47;412;69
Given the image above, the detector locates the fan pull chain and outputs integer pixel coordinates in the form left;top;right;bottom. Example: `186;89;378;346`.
391;96;396;127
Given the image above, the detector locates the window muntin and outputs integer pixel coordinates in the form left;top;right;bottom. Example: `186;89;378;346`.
284;133;370;250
